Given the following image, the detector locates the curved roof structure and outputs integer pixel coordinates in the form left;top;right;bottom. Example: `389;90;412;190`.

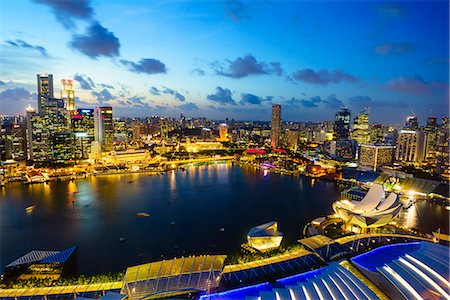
247;222;283;251
332;183;402;228
5;246;78;268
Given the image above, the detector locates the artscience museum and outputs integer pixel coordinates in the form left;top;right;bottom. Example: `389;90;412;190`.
332;184;402;231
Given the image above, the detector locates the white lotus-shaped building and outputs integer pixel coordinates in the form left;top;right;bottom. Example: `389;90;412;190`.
247;221;283;251
332;184;402;228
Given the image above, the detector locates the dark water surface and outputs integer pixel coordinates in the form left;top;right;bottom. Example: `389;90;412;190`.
1;164;448;274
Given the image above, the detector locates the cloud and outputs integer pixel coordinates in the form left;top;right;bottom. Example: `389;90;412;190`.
385;75;432;95
149;86;185;101
121;58;167;75
287;96;322;108
91;89;116;103
74;73;95;89
425;57;450;65
239;93;271;105
100;83;114;89
375;42;414;55
0;81;5;86
349;95;372;105
225;0;247;21
322;94;344;108
376;4;405;16
292;68;360;85
177;102;199;111
70;22;120;59
207;87;237;105
5;39;48;57
192;68;206;76
33;0;93;29
213;54;283;78
162;86;185;101
0;87;35;101
128;96;150;108
149;86;161;96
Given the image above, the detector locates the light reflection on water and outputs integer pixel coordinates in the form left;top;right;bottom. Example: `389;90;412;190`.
0;164;448;274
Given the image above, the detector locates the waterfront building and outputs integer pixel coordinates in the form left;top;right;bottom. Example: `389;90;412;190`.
94;106;114;151
333;108;351;140
218;123;228;141
37;74;54;116
51;132;74;163
247;221;283;251
61;79;75;114
351;109;370;145
10;124;27;160
271;104;281;148
424;116;440;162
332;183;402;231
358;144;395;171
201;127;212;140
72;109;95;160
329;140;356;160
114;118;130;142
395;130;425;163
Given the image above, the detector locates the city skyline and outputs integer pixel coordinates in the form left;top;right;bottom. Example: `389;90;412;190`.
0;0;449;123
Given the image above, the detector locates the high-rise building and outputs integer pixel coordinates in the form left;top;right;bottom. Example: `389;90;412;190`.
436;116;449;178
61;79;75;113
10;124;27;160
395;130;425;162
94;106;114;151
334;108;351;141
218;123;228;141
424;116;439;161
358;144;395;171
73;109;95;159
351;110;370;145
370;124;387;144
26;105;49;162
37;74;54;116
329;140;356;160
271;104;281;148
51;132;74;162
404;115;419;130
285;129;299;151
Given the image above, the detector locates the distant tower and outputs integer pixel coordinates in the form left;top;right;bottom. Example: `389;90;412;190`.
218;123;228;141
404;115;419;130
61;79;75;112
271;104;281;148
351;109;370;145
37;74;54;116
94;106;114;151
334;108;351;141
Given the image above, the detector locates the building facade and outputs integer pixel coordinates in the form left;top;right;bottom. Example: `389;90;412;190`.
351;110;370;145
334;108;351;140
271;104;281;148
358;144;395;171
94;106;114;152
395;130;425;163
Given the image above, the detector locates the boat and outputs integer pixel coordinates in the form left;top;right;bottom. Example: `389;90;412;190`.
136;212;150;217
119;237;126;242
219;227;225;232
26;205;36;213
170;221;176;226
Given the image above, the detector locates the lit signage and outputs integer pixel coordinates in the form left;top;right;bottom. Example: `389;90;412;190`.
75;132;88;138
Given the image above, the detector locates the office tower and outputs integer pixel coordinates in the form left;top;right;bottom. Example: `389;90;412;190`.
218;123;228;141
404;115;419;130
37;74;54;116
61;79;75;113
26;105;50;162
160;118;169;141
351;109;370;145
271;104;281;148
358;144;395;171
73;109;95;159
436;116;449;177
285;129;299;151
94;106;114;151
10;124;27;160
114;118;129;142
43;97;68;132
395;130;425;162
334;108;351;140
329;140;356;160
369;124;387;144
424;116;439;161
51;132;74;162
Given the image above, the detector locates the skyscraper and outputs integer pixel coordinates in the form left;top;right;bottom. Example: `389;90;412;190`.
404;115;419;130
37;74;53;116
351;109;370;145
334;108;351;141
26;105;49;162
94;106;114;151
218;123;228;141
271;104;281;148
73;109;95;159
396;130;425;162
436;116;449;177
424;116;439;161
61;79;75;113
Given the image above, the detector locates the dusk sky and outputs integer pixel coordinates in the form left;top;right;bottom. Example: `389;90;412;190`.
0;0;448;124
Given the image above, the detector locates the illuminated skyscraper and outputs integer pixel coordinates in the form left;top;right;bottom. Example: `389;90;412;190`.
404;115;419;130
334;108;351;141
73;109;94;159
395;130;425;162
424;116;439;161
271;104;281;148
94;106;114;151
218;123;228;141
26;105;49;162
436;116;449;177
351;109;370;145
61;79;75;113
358;144;395;171
37;74;53;116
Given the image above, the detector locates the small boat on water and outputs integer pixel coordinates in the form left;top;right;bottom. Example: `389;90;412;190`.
136;212;150;217
119;237;126;242
170;221;176;226
26;205;36;213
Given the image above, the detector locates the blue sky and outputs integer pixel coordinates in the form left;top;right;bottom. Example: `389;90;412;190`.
0;0;448;124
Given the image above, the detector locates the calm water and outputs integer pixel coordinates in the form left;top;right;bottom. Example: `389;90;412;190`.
1;164;448;274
